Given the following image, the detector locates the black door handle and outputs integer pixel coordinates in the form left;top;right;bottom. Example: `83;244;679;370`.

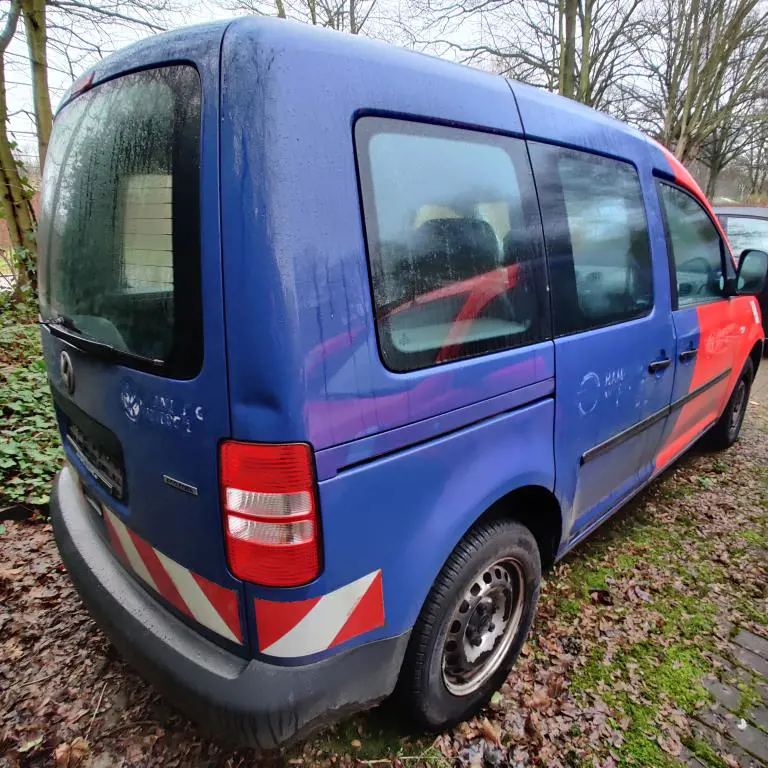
648;358;672;374
679;348;698;362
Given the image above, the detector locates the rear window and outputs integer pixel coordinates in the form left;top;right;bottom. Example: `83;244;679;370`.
38;65;202;377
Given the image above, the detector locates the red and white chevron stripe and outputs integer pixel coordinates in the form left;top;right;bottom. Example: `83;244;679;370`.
254;570;385;658
103;507;243;645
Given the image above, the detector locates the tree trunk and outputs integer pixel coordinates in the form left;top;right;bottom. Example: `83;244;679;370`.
349;0;356;33
20;0;52;170
560;0;578;99
275;0;287;18
577;0;592;104
706;160;721;198
0;54;37;290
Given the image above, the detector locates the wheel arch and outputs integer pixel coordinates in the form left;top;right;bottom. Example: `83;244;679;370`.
465;484;563;572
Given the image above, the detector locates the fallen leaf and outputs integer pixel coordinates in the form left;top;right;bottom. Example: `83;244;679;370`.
657;732;682;756
69;737;89;766
479;717;501;747
524;711;541;739
350;739;362;749
54;743;70;767
18;735;43;754
531;687;551;709
634;586;653;603
547;673;566;698
589;589;614;606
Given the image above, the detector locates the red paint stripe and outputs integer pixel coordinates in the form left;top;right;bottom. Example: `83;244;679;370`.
329;572;385;650
254;595;321;651
192;574;243;643
102;508;244;644
103;511;130;568
436;267;517;363
128;532;192;618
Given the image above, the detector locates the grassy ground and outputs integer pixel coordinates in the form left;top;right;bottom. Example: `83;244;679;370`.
1;321;766;767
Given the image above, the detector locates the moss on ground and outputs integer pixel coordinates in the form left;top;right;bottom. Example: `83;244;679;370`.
683;736;729;768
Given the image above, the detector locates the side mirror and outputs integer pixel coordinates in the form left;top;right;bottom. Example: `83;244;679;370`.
732;249;768;296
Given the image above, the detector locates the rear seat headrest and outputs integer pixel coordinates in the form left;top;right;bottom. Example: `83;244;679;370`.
406;218;500;292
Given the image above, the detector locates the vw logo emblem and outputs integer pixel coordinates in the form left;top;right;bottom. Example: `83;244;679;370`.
59;350;75;395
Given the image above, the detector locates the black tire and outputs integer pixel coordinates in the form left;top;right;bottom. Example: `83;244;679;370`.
702;358;754;451
398;519;541;730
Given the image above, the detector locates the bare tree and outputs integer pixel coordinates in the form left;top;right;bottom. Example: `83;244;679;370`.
628;0;768;164
227;0;379;34
0;2;37;291
406;0;646;110
0;0;186;290
735;115;768;197
21;0;52;168
560;0;577;98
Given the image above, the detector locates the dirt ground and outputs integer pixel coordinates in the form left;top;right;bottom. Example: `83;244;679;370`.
1;366;767;768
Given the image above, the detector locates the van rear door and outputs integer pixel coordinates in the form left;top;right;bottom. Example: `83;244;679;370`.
38;42;245;651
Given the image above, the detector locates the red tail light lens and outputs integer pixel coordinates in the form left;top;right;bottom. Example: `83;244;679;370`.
220;442;320;587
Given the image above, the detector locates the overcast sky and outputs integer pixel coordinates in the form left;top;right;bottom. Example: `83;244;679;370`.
5;1;234;167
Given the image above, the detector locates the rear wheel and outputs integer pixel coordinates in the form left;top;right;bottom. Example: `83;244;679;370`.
398;519;541;729
703;358;754;451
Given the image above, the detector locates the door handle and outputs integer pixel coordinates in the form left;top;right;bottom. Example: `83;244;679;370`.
679;348;698;363
648;357;672;374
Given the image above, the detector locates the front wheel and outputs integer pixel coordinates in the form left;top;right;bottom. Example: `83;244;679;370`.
702;358;754;451
398;519;541;729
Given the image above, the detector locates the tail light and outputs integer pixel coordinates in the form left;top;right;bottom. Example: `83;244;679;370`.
220;441;321;587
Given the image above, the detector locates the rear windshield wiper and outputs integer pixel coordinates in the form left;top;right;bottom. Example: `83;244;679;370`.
44;313;85;335
40;313;163;369
41;313;124;362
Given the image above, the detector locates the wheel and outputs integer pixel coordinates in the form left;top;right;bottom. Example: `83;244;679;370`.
398;519;541;729
702;358;754;451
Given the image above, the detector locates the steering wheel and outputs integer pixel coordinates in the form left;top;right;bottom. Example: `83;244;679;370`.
678;256;717;295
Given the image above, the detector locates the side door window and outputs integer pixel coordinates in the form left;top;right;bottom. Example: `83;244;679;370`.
658;184;725;307
528;143;675;534
355;117;550;372
655;181;737;468
555;153;654;333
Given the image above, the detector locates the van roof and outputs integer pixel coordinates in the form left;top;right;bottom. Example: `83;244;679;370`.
68;16;654;154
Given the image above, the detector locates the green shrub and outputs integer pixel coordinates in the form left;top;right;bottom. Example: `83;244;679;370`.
0;324;61;507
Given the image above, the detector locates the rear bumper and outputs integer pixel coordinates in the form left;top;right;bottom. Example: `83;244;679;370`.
50;466;409;750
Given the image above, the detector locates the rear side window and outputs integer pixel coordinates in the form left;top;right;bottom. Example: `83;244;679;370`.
355;118;550;372
528;144;653;336
38;66;201;377
658;184;725;308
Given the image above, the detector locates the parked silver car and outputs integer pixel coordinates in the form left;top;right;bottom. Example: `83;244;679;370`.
716;206;768;340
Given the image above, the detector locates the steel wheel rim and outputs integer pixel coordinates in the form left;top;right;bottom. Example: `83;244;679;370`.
441;557;525;697
729;380;747;436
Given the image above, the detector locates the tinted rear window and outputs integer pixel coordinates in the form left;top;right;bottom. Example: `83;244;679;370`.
38;65;202;376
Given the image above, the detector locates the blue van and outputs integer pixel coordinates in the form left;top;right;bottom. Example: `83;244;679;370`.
40;18;767;749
